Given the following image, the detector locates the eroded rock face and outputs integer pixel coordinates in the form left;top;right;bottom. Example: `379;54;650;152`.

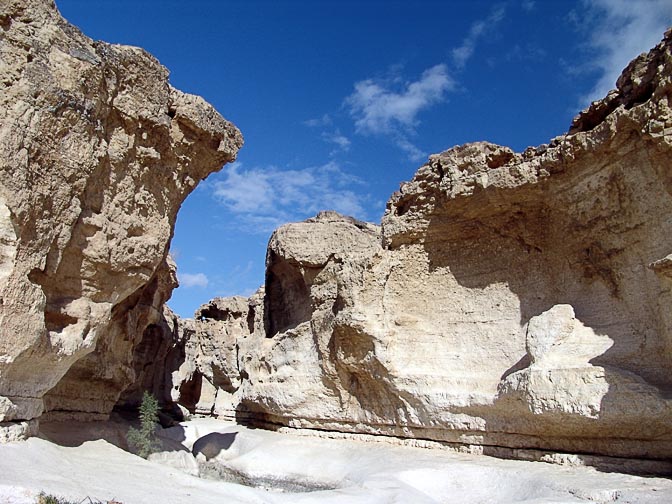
0;0;242;435
179;32;672;465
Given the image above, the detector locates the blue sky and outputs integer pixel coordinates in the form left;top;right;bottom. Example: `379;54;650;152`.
55;0;672;318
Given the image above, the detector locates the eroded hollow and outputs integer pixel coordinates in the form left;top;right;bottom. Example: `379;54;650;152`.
199;460;340;493
263;251;312;337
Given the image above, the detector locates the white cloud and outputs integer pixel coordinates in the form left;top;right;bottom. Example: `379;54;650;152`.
341;6;508;162
346;64;454;135
578;0;672;104
395;136;426;163
321;129;351;152
212;161;370;232
304;116;350;156
178;272;209;288
451;6;506;69
344;64;454;161
522;0;535;12
304;114;332;127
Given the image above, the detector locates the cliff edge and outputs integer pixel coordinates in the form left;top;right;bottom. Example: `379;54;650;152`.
0;0;242;440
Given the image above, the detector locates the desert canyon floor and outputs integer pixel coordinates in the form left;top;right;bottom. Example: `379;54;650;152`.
1;418;671;504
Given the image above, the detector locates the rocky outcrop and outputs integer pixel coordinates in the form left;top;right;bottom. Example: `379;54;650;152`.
176;295;257;417
178;31;672;467
0;0;242;438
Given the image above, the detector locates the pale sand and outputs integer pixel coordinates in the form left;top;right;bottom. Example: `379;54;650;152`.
0;418;670;503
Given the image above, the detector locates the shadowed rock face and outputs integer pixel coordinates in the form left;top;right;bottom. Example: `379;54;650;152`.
176;32;672;466
0;0;242;438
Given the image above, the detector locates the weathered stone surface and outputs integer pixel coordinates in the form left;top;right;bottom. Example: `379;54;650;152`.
0;0;242;434
0;419;38;443
149;450;200;477
178;31;672;466
174;296;254;417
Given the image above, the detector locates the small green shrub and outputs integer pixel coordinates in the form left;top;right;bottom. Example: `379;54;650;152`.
126;391;160;458
37;493;77;504
37;494;121;504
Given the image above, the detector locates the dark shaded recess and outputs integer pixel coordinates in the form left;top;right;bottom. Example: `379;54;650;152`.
113;281;190;425
486;149;514;168
246;304;256;334
44;309;78;332
569;97;621;134
624;81;655;109
393;194;414;217
264;251;313;337
234;398;277;427
213;366;237;394
43;271;163;415
197;304;243;322
117;323;169;406
331;293;346;316
178;370;203;414
0;14;11;31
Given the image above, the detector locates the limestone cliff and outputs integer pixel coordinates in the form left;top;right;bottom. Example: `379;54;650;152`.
0;0;242;439
176;31;672;466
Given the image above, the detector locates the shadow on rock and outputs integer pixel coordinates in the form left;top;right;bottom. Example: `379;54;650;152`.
192;432;238;460
39;418;131;449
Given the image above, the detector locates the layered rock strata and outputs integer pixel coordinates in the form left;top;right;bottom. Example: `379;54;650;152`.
0;0;242;439
178;31;672;465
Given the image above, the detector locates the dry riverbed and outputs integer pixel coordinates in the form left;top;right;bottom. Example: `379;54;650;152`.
0;418;670;503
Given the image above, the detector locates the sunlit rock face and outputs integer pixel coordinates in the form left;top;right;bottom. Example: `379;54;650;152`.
179;30;672;464
0;0;242;438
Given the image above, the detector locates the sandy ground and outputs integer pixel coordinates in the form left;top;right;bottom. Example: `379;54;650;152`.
0;418;670;504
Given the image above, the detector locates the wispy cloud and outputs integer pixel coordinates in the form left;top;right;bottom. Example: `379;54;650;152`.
304;115;350;156
504;43;546;63
521;0;535;12
343;7;507;161
211;161;370;232
178;272;209;288
321;129;351;153
211;261;260;298
577;0;672;104
451;5;506;69
346;64;454;135
395;136;426;162
345;64;454;160
304;114;333;127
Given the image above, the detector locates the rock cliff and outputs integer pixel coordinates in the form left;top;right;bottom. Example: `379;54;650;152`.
2;0;671;474
176;31;672;468
0;0;242;440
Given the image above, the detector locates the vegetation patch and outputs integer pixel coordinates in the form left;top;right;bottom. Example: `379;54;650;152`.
126;391;160;459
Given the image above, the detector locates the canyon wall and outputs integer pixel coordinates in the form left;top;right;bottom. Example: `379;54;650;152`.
0;0;242;440
1;0;671;472
178;31;672;465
